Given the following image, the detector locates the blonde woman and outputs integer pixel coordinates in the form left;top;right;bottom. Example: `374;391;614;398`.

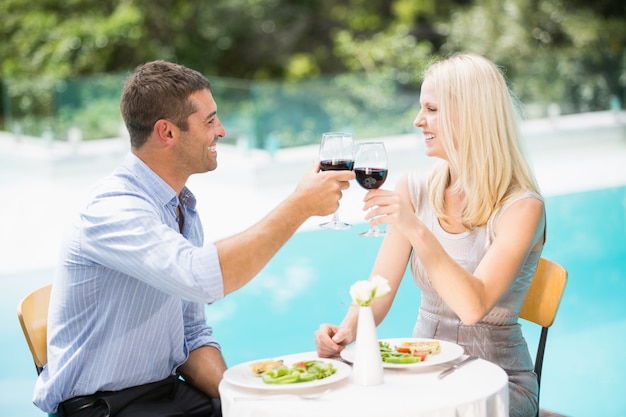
315;53;544;417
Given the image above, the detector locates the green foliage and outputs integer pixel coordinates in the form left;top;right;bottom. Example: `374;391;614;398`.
5;73;123;140
334;23;434;86
1;0;144;79
55;73;124;140
245;73;418;149
443;0;626;116
1;0;624;138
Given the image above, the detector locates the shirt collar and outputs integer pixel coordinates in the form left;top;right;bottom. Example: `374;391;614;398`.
123;152;197;210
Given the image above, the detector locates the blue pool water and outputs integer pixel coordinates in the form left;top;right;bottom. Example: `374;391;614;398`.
1;185;625;416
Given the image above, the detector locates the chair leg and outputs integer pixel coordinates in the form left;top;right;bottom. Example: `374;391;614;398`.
535;327;548;390
535;326;549;417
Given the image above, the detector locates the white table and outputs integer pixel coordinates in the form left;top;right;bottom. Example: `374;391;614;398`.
219;351;509;417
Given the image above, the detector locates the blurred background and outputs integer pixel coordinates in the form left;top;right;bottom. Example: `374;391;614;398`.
2;1;625;417
1;0;625;146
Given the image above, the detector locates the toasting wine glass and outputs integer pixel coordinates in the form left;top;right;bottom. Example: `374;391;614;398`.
354;141;388;237
318;132;355;230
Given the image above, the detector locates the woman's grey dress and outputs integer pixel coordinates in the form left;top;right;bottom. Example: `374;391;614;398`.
408;173;542;417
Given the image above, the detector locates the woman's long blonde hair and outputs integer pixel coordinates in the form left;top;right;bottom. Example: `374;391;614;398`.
425;53;539;229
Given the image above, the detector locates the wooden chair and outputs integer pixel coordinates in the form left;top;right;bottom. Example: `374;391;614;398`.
17;284;52;375
520;257;568;417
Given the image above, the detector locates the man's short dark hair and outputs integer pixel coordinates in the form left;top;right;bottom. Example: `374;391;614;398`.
120;60;212;148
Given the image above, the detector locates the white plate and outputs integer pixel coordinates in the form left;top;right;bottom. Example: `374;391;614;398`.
223;354;351;390
341;338;464;369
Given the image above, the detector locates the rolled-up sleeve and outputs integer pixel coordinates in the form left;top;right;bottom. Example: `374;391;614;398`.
183;300;220;352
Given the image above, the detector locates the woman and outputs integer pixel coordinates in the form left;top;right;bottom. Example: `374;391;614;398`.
315;53;545;417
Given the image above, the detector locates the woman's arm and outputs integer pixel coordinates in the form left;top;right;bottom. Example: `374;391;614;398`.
366;178;545;324
315;176;414;357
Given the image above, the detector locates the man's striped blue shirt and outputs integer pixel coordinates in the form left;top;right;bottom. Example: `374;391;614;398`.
34;153;224;413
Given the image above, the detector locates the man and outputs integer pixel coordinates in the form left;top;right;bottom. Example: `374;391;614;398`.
33;60;354;417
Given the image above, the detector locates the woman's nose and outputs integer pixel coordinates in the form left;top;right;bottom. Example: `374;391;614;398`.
413;111;424;128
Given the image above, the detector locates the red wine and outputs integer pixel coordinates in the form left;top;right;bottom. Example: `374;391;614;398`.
320;159;354;171
355;167;388;189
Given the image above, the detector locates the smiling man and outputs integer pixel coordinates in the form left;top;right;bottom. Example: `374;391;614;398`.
33;60;354;417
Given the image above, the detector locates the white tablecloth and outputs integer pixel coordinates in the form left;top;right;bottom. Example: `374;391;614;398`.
219;351;509;417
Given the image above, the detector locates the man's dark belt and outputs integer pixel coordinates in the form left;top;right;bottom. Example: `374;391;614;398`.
58;395;103;416
56;377;177;416
55;376;215;417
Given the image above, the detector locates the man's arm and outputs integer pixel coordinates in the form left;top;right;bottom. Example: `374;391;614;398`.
177;345;227;398
216;161;354;294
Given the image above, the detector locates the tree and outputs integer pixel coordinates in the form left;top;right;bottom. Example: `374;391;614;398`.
1;0;623;135
443;0;626;115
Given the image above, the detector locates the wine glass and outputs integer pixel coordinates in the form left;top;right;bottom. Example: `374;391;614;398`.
318;132;355;230
354;141;388;237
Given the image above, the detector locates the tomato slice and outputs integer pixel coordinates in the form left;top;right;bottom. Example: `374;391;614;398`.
412;351;427;361
294;361;307;370
396;347;411;353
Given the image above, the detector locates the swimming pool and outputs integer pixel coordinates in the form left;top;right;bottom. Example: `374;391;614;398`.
210;185;626;417
1;185;625;416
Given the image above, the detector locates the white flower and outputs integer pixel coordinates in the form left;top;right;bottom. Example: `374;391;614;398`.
349;275;391;306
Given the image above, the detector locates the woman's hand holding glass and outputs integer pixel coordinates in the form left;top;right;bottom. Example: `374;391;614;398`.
354;141;388;237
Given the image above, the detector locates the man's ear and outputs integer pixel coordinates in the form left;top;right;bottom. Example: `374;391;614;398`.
154;119;177;145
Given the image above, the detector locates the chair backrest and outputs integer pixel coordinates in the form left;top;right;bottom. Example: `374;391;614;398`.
520;257;568;328
17;284;52;375
519;257;567;417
